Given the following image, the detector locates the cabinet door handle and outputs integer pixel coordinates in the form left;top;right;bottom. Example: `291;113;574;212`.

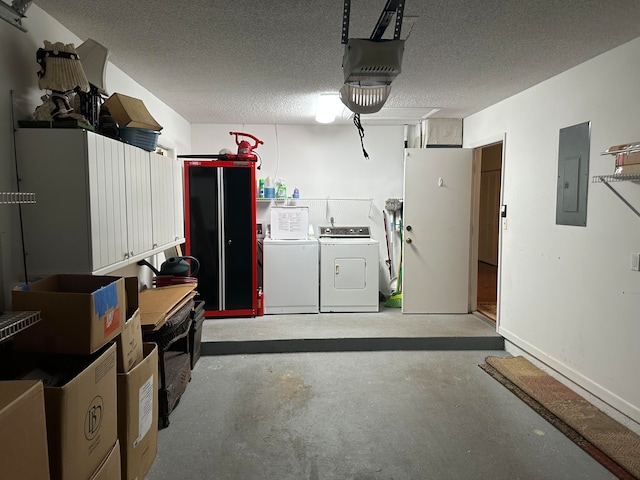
228;239;232;245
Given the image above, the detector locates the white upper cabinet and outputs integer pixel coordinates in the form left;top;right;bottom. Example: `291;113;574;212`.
150;152;180;249
16;129;184;275
87;132;128;270
124;143;153;260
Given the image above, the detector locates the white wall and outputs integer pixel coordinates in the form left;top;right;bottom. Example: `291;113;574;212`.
465;37;640;423
0;5;191;307
190;124;405;292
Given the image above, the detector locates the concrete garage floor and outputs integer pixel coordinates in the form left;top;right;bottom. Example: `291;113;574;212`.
146;310;616;479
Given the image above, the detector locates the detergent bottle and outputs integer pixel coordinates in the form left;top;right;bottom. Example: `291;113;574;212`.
264;176;275;198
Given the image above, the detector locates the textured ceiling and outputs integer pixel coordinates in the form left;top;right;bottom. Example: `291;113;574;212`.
32;0;640;125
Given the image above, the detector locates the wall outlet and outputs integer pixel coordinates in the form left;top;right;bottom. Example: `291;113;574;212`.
632;253;640;272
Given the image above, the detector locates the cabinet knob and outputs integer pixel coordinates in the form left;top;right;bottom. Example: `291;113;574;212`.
130;251;134;256
228;239;232;245
124;253;129;259
406;225;412;231
406;238;413;244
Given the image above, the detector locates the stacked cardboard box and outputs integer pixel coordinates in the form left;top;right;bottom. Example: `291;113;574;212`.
11;275;125;354
89;441;121;480
3;274;159;480
116;278;159;480
8;274;124;479
0;343;119;480
0;380;50;479
117;343;158;480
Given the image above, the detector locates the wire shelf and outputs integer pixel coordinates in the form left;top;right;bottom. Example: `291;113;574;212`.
0;311;41;343
592;174;640;183
0;192;36;204
600;145;640;156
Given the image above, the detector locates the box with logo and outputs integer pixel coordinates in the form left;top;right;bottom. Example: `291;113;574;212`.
116;277;144;373
88;440;121;480
117;343;159;480
0;380;50;480
1;343;118;480
11;275;125;355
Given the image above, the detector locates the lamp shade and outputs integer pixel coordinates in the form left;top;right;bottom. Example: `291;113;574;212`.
77;38;110;95
37;41;89;93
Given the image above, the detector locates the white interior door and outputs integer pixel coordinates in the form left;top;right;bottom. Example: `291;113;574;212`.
402;148;473;313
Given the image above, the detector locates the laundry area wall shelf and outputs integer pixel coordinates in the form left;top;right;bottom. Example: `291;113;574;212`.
0;192;36;204
593;143;640;219
0;311;41;343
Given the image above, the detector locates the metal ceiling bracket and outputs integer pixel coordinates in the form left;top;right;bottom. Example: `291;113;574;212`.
342;0;351;44
0;0;32;32
371;0;405;41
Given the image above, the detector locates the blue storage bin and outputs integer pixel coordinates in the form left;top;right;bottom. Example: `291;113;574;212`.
120;126;160;152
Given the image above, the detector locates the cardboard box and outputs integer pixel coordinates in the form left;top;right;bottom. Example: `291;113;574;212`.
47;343;118;480
117;343;159;480
12;275;125;355
616;150;640;167
117;309;143;374
103;93;163;131
0;380;50;480
6;344;119;480
89;440;121;480
116;278;144;373
139;284;197;330
615;163;640;175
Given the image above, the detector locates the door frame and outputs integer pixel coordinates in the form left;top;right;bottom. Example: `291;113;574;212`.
467;133;506;329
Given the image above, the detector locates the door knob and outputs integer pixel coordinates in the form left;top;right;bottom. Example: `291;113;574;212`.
406;238;412;244
406;225;412;231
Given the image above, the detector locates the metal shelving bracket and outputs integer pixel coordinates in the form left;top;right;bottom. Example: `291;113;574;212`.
591;174;640;219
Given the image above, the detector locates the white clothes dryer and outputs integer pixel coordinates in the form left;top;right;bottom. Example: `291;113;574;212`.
318;226;379;313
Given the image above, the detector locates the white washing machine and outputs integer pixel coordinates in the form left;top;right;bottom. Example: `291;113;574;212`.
263;237;319;314
319;226;379;313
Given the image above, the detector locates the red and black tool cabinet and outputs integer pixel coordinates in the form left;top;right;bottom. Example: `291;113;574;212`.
182;158;257;318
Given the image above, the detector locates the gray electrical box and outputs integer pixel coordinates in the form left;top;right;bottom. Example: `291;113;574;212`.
556;121;591;226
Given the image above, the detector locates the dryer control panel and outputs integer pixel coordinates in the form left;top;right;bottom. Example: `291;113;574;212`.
319;226;370;238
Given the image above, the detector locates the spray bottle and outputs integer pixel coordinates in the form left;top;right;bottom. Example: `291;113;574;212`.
276;179;287;198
